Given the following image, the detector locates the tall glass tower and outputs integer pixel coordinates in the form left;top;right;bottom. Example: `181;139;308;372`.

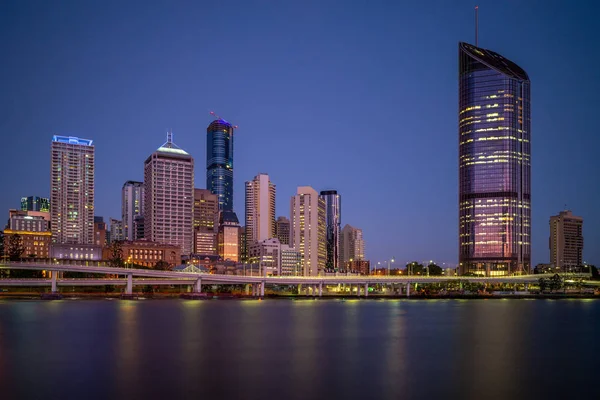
458;42;531;276
206;119;234;211
320;190;341;271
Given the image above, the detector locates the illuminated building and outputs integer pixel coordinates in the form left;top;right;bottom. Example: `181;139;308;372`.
340;224;364;267
144;132;194;255
280;245;303;276
290;186;326;276
193;189;218;255
345;260;370;275
50;243;102;260
21;196;50;212
3;230;52;259
275;216;290;246
109;218;123;242
93;216;106;246
122;181;144;241
102;239;181;267
458;42;531;275
8;210;49;232
550;210;583;270
206;119;235;211
248;238;281;276
50;135;95;244
217;211;241;262
320;190;341;271
245;173;276;246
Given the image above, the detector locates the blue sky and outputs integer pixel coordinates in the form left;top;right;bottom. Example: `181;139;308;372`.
1;0;598;267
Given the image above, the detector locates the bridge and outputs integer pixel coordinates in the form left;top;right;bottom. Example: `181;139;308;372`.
0;261;592;298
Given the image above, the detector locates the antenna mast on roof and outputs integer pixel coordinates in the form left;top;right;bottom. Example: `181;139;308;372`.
209;111;239;130
475;5;479;46
167;129;173;144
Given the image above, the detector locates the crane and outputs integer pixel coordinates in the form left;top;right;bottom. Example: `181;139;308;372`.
209;111;239;130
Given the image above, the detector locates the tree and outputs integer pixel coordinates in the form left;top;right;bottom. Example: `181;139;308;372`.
426;263;443;276
108;241;124;268
154;260;171;271
6;234;25;261
538;278;548;292
405;261;424;275
549;274;563;292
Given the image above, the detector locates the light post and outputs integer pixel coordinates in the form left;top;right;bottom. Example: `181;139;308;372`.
377;261;381;276
387;258;395;276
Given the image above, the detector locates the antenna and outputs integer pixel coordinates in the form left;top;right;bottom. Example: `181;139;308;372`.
167;129;173;144
475;5;479;46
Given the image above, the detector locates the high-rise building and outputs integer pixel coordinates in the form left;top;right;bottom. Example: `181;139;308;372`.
550;210;583;270
133;216;144;241
320;190;341;271
280;245;303;276
109;218;123;242
240;225;247;262
275;216;290;246
144;133;194;255
340;224;365;265
21;196;50;212
245;173;276;247
217;211;241;262
122;181;144;241
290;186;326;276
193;189;218;255
93;216;106;246
458;42;531;276
206;119;235;211
50;135;95;244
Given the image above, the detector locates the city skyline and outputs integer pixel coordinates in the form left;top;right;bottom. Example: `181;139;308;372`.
1;1;598;267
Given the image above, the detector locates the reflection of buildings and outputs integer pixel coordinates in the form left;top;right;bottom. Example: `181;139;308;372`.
340;224;364;265
320;190;341;271
550;210;583;270
218;211;241;262
458;42;531;276
290;186;326;276
122;181;144;241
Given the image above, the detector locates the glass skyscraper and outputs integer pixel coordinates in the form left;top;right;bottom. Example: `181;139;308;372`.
458;42;531;276
320;190;341;271
206;119;234;211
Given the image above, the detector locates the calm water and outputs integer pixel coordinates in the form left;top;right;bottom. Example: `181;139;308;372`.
0;298;597;399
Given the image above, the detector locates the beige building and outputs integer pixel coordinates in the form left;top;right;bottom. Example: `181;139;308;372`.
218;211;241;262
290;186;326;276
248;238;281;276
50;135;95;244
550;210;583;269
340;224;365;263
193;189;218;255
103;239;181;267
144;133;194;255
245;174;276;246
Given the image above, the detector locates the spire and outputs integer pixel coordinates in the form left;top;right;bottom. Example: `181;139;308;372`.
166;129;173;146
475;5;479;47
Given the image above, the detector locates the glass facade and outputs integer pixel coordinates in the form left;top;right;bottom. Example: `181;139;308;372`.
320;190;341;271
206;119;234;211
458;42;531;276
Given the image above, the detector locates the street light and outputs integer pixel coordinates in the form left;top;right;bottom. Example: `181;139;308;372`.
388;258;395;276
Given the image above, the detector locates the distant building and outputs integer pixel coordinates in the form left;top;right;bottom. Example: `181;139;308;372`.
290;186;326;276
122;181;144;241
93;216;106;246
21;196;50;212
248;238;281;276
345;260;370;275
320;190;341;271
50;243;103;261
193;189;218;255
280;245;303;276
3;229;52;259
50;135;95;244
240;226;247;262
218;211;241;262
7;211;49;232
109;218;123;242
133;216;144;241
550;210;583;270
340;224;364;264
245;173;276;246
103;239;181;267
206;118;235;211
144;132;194;255
275;216;290;246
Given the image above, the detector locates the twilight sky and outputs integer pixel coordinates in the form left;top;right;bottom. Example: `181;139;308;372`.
1;0;598;267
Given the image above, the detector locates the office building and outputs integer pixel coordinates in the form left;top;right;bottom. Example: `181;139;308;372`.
7;211;49;232
550;210;584;269
345;260;370;275
133;216;144;241
144;132;194;255
280;245;303;276
340;224;364;264
122;181;144;241
50;135;95;244
102;239;181;268
245;173;276;246
50;244;102;260
193;189;218;255
217;211;241;262
109;218;123;242
93;216;106;246
3;230;52;259
275;216;290;245
21;196;50;212
290;186;326;276
320;190;341;271
458;42;531;275
248;238;281;276
206;118;235;211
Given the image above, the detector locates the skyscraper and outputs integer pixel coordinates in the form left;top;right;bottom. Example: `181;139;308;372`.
290;186;326;276
320;190;341;271
109;218;123;242
122;181;144;241
340;224;365;265
218;211;241;262
550;210;583;270
144;132;194;255
245;173;276;246
458;42;531;276
21;196;50;212
193;188;218;255
93;216;106;246
206;119;234;211
50;135;95;244
275;216;290;246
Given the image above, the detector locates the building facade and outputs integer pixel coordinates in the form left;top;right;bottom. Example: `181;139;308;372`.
345;260;370;275
458;42;531;276
550;210;583;270
122;181;144;241
144;133;194;255
245;173;276;246
193;189;219;255
8;211;49;232
275;216;290;246
21;196;50;212
206;119;235;211
320;190;341;271
340;224;365;264
280;245;303;276
290;186;326;276
93;216;106;246
102;239;181;267
50;135;95;244
3;230;52;259
50;243;103;261
217;211;241;262
109;218;123;242
248;238;281;276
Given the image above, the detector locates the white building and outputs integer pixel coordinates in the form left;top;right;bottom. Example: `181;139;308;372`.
290;186;326;276
50;135;95;244
109;218;123;242
340;224;365;263
144;132;194;255
280;245;303;276
245;173;276;246
122;181;144;241
248;238;281;276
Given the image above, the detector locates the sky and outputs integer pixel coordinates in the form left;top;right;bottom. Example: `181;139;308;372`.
0;0;598;267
